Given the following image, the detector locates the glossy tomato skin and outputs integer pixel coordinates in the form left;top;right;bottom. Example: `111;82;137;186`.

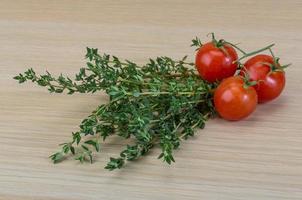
214;76;258;121
241;55;286;103
195;42;238;83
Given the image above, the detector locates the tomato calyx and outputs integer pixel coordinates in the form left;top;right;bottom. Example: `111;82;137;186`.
256;48;291;74
240;70;258;89
243;79;258;89
191;37;203;51
207;32;231;57
208;32;226;48
269;48;291;72
259;60;290;73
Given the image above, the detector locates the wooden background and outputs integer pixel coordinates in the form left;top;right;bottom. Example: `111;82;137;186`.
0;0;302;199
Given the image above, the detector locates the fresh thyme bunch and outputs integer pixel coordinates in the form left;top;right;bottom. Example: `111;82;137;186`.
14;46;216;170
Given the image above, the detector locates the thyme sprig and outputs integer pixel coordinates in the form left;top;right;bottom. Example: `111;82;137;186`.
14;47;216;170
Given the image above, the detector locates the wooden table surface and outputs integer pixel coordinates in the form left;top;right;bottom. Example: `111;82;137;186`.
1;0;302;199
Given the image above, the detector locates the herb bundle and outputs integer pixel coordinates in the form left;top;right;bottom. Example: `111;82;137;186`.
14;43;216;170
15;34;285;170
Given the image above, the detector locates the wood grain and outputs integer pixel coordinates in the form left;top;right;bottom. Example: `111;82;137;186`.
0;0;302;199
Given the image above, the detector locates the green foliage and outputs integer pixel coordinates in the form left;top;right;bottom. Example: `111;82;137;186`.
191;36;203;50
16;47;216;171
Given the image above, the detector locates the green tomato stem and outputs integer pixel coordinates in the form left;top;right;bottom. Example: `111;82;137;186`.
236;43;275;62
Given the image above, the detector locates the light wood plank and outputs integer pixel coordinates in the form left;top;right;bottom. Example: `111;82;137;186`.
0;0;302;199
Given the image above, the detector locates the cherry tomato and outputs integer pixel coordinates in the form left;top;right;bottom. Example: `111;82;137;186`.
214;76;258;121
241;54;285;103
195;42;238;83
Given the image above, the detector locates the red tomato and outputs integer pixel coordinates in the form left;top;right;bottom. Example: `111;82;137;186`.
214;76;258;121
195;42;238;83
241;55;286;103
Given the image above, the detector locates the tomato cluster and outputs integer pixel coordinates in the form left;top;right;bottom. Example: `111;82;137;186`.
195;35;288;121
